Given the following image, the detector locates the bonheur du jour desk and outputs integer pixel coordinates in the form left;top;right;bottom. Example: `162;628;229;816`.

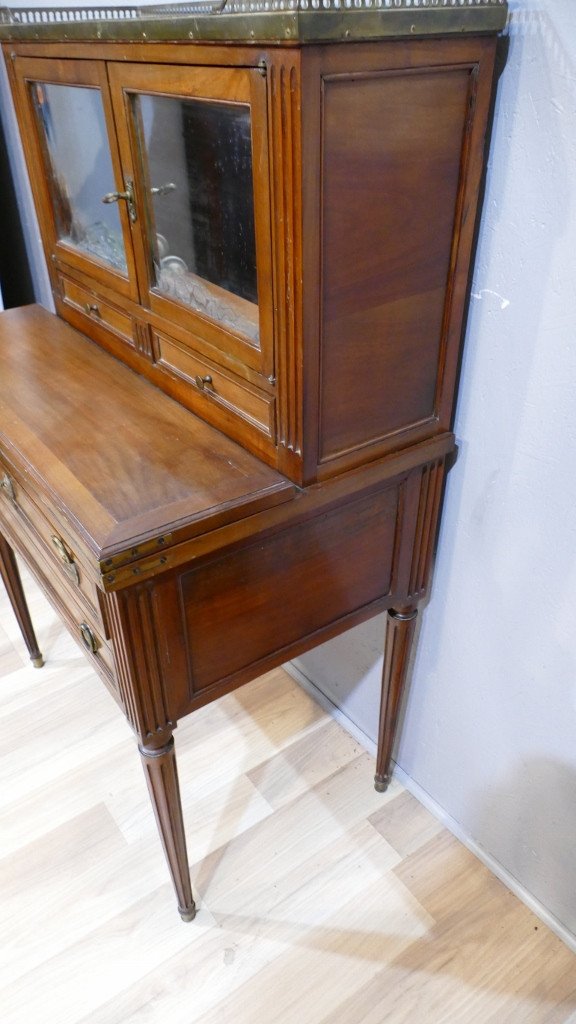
0;0;507;920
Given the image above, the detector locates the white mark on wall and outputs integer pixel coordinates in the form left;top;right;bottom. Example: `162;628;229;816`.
471;288;511;310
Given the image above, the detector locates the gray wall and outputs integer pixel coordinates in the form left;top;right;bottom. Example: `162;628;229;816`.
0;53;52;309
295;0;576;945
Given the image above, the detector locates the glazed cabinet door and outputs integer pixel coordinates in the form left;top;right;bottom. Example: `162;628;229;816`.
10;56;139;303
107;63;274;380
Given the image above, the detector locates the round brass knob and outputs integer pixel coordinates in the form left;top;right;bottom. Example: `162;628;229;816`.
194;374;213;392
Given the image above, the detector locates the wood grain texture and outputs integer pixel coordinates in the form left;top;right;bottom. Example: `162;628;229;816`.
297;36;498;482
1;567;575;1024
0;305;295;561
139;736;196;922
375;605;419;792
318;65;471;461
180;484;399;694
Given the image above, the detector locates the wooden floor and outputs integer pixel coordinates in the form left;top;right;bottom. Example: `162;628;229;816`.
1;567;576;1024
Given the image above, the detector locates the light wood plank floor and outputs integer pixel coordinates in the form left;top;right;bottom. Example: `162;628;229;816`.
1;565;576;1024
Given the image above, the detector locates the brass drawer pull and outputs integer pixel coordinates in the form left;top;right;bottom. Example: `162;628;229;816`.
51;534;80;586
79;622;99;655
0;472;16;504
194;374;213;392
84;303;101;318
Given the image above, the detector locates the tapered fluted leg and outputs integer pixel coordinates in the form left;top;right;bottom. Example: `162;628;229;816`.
139;735;196;922
374;605;418;793
0;533;44;667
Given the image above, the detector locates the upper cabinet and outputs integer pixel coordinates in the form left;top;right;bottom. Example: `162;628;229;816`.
13;56;273;376
3;1;507;485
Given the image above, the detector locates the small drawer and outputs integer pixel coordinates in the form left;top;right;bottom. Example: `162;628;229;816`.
0;460;101;621
153;331;275;440
60;275;134;347
0;491;116;686
65;594;116;683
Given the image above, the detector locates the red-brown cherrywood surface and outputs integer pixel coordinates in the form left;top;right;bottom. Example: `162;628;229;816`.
0;24;503;920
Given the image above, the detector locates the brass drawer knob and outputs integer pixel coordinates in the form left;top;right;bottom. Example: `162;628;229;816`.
51;534;80;585
84;303;101;318
194;374;213;392
79;622;99;655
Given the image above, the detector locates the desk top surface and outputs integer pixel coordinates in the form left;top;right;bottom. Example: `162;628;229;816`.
0;305;295;561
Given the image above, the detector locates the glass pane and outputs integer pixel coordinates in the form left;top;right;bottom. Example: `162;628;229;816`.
31;82;127;274
134;93;259;343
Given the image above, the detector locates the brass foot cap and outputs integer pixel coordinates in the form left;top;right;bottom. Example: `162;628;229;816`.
31;655;44;669
179;902;197;923
374;774;390;793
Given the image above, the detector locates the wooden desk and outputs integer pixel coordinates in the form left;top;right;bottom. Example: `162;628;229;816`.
0;0;506;919
0;305;452;920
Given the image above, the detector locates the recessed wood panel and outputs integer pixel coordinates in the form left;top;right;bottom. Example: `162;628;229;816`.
319;66;472;462
181;485;399;693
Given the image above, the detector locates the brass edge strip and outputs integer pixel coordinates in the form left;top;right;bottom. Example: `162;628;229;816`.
0;5;508;44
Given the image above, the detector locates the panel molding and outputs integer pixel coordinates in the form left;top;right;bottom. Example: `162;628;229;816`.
317;62;475;468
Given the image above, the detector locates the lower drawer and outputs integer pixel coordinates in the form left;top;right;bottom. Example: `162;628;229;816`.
0;461;101;620
0;502;117;694
142;482;400;713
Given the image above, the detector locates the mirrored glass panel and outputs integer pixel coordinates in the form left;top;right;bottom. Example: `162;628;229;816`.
134;93;259;343
31;82;127;274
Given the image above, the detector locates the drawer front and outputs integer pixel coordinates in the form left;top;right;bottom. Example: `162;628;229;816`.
179;484;399;696
153;331;276;440
60;275;135;347
0;492;116;685
0;460;102;622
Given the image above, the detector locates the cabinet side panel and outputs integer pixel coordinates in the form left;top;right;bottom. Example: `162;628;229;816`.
180;486;399;693
318;65;472;463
